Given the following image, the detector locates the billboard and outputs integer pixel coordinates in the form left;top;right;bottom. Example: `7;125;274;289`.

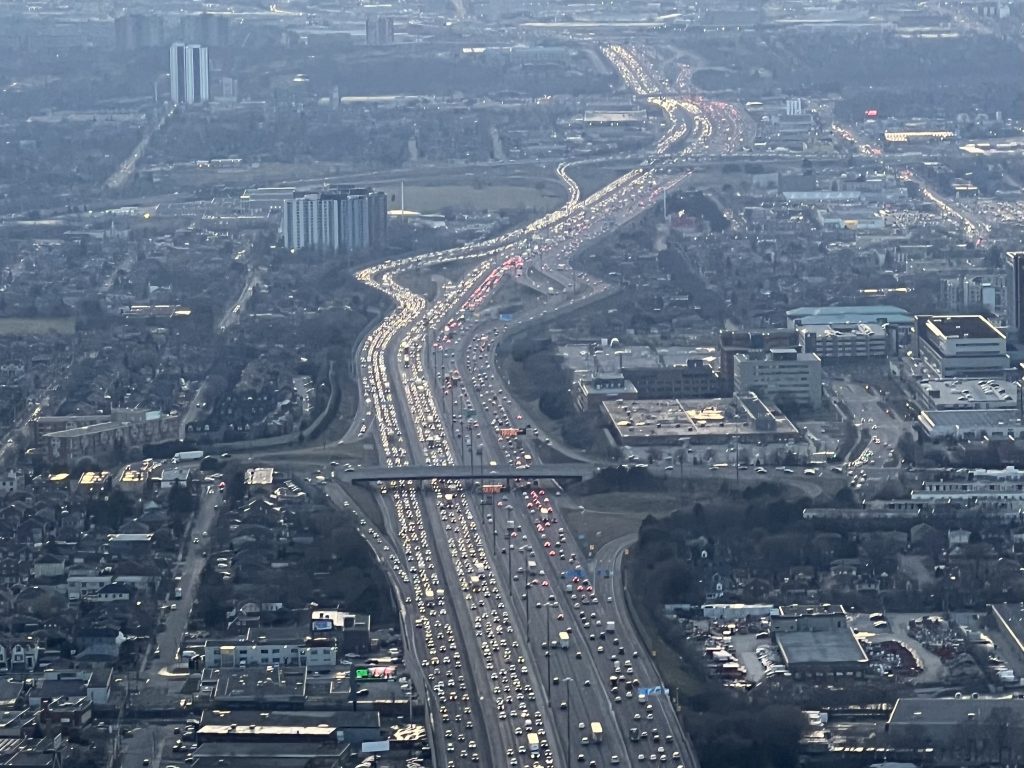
355;665;396;681
311;619;334;631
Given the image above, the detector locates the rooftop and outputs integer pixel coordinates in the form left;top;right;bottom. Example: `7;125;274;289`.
786;305;913;327
210;667;307;701
918;408;1022;431
775;627;868;666
923;314;1004;341
245;468;275;486
602;396;799;444
798;322;886;339
200;709;380;730
888;696;1024;728
919;378;1015;409
991;603;1024;650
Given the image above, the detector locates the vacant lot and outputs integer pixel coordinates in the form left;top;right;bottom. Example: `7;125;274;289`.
0;317;75;335
375;179;566;214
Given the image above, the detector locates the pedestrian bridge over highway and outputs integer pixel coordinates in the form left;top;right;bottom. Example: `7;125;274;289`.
344;463;591;484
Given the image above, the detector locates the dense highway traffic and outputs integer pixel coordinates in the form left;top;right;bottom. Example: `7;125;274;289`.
351;43;725;768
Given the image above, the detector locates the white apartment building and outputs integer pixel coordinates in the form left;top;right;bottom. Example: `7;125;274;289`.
280;187;387;253
204;638;337;669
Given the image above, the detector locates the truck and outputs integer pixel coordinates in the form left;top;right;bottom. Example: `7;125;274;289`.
629;727;640;743
558;631;571;650
605;621;615;633
173;450;204;463
527;733;540;755
590;722;603;744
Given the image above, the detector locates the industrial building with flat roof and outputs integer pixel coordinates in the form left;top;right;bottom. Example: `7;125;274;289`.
771;608;868;679
602;393;800;446
885;696;1024;761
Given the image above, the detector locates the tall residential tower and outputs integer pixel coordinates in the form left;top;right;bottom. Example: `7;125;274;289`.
169;43;209;104
281;187;388;253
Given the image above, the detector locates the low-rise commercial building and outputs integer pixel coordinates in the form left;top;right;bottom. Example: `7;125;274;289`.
771;607;868;679
885;696;1024;763
204;636;337;669
602;393;801;446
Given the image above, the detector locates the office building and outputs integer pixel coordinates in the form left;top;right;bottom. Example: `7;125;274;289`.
281;186;388;253
366;15;395;45
114;13;164;50
574;373;637;411
719;329;801;386
733;348;823;407
170;43;210;105
621;359;723;399
913;314;1009;378
1006;251;1024;340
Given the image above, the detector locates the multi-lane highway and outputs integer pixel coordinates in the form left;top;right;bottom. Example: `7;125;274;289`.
346;43;732;768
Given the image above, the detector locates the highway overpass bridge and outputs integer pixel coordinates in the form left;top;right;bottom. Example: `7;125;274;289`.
344;463;591;484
